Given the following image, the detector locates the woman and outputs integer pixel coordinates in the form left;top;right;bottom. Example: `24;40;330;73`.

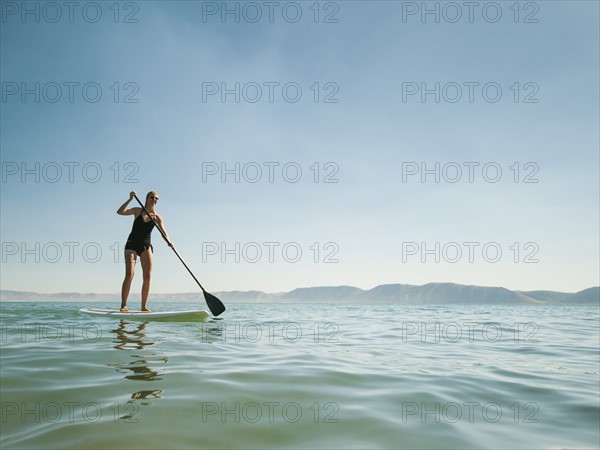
117;191;173;312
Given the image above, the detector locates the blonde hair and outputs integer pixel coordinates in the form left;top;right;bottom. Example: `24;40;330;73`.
145;191;158;207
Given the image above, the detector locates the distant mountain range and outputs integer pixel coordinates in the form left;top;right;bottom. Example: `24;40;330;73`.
1;283;598;304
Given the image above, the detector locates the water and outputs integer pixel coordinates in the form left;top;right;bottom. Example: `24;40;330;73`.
1;302;598;449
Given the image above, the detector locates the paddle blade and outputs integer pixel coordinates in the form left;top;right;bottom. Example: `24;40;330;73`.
204;291;226;316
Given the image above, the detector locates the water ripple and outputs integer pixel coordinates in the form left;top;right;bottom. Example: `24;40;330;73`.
1;302;598;449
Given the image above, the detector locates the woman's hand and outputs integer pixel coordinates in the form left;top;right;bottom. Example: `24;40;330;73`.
117;192;139;215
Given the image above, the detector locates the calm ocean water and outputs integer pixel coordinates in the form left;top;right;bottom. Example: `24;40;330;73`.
0;301;598;449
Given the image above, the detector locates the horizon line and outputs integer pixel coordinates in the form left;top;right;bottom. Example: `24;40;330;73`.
2;282;599;297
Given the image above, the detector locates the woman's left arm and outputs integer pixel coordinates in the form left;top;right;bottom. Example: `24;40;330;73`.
154;215;174;248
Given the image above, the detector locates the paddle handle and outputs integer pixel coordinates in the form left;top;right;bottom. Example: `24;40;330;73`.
133;194;207;293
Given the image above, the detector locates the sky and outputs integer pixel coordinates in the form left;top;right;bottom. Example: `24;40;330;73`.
1;0;599;295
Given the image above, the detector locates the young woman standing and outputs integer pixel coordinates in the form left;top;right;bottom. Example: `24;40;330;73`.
117;191;173;312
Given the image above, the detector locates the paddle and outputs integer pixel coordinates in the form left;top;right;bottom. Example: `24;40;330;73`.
133;194;226;316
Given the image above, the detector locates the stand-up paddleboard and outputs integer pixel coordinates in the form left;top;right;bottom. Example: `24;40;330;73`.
79;308;209;321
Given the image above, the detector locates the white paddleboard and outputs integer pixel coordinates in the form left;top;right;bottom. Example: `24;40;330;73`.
79;308;209;320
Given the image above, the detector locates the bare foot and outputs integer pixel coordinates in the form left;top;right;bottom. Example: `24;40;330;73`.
142;308;151;313
120;306;129;312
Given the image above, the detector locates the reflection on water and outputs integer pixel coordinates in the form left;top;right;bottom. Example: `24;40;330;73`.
112;321;154;351
131;389;164;401
110;320;168;408
199;321;225;344
119;356;167;381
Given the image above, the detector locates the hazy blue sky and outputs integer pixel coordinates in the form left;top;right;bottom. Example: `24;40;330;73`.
1;1;598;294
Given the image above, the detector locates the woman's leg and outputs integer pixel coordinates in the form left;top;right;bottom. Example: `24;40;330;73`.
121;250;137;311
140;247;153;311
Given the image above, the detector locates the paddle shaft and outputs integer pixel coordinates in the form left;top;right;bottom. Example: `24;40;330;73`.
133;194;208;293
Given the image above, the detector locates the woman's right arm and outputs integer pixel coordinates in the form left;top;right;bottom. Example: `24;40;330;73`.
117;191;140;215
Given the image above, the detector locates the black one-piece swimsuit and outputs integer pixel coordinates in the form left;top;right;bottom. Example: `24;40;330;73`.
125;213;155;256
